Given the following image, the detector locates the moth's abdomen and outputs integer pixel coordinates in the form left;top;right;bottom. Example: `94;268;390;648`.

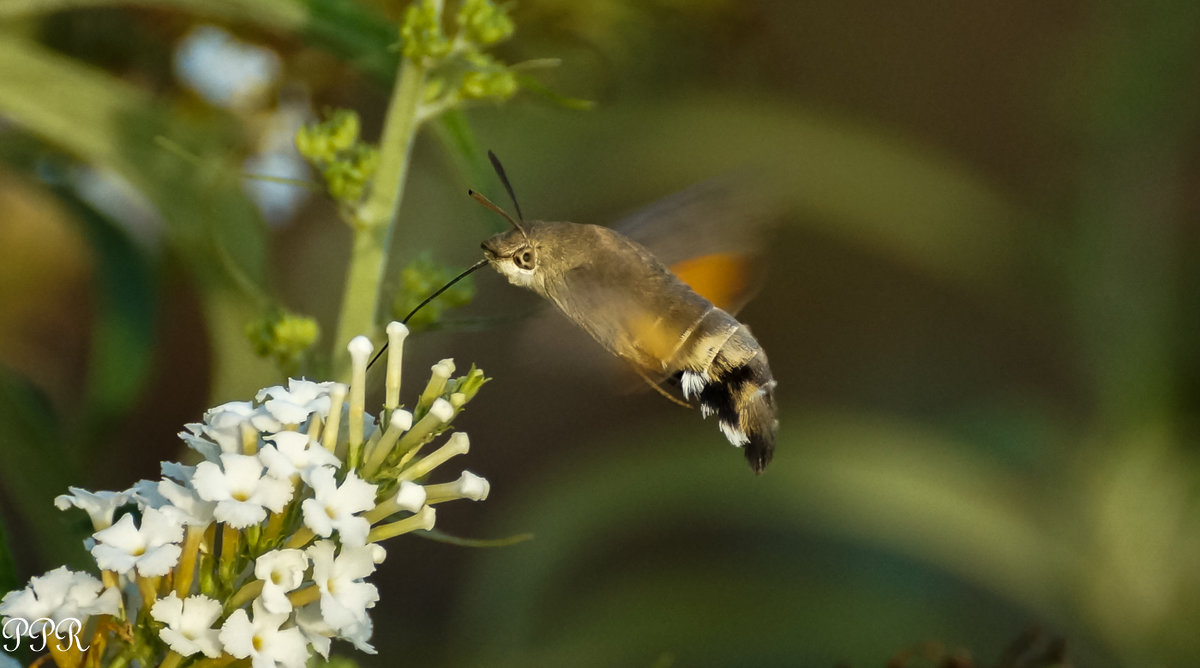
676;310;778;473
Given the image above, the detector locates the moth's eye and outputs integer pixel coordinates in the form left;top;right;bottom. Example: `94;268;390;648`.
515;248;536;270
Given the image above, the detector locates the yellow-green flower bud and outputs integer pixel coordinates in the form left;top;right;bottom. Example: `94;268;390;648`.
400;0;452;61
457;0;515;46
245;311;319;375
325;109;361;153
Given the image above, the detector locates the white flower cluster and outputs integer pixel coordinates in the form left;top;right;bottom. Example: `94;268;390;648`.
0;324;490;667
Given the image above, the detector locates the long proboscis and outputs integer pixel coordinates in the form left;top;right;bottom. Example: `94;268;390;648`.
366;258;490;370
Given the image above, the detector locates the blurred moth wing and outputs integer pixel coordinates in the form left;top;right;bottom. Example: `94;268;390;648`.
478;155;778;473
614;174;770;316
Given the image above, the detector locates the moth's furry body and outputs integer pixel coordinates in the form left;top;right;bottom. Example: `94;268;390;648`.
482;221;778;473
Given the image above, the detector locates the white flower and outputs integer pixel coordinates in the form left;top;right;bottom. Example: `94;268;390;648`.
219;601;309;668
393;481;427;512
259;431;341;479
306;540;380;633
293;603;334;658
192;453;293;528
0;567;120;637
181;401;281;460
254;549;309;614
156;477;217;527
255;379;335;424
295;602;376;657
53;487;131;530
150;593;222;658
425;471;490;503
456;471;490;500
127;479;169;509
301;468;377;546
90;507;184;576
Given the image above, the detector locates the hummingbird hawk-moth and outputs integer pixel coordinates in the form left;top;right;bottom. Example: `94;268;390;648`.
474;153;779;473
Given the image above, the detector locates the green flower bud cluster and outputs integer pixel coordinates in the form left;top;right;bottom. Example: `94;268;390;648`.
400;0;452;61
460;52;518;100
295;110;379;205
245;310;319;376
392;253;476;331
398;0;521;123
448;365;489;405
457;0;515;47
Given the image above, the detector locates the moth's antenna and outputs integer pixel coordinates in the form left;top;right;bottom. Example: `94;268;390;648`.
487;150;525;222
366;258;490;370
469;189;526;237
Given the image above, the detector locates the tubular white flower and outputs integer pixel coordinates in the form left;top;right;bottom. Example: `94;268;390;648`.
54;487;131;531
337;614;376;654
128;478;169;509
90;507;184;577
426;399;455;427
389;408;414;433
347;336;374;449
306;540;380;633
255;378;336;424
320;383;348;451
417;359;455;409
362;408;415;473
394;481;427;512
424;471;490;503
399;431;469;482
394;398;455;455
294;599;378;656
367;505;436;543
219;601;309;668
260;430;342;479
150;593;222;658
384;321;410;411
293;602;334;659
183;401;281;460
154;478;217;527
300;468;378;546
456;471;490;501
192;453;293;528
254;549;309;614
0;567;119;637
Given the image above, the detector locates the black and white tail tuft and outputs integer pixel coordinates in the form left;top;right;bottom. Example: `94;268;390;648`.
683;346;778;473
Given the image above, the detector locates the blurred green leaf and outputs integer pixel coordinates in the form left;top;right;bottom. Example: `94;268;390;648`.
452;412;1062;665
0;367;88;568
0;512;16;595
56;192;158;448
0;0;398;78
0;36;274;398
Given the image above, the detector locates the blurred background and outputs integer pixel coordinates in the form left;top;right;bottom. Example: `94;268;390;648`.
1;1;1199;666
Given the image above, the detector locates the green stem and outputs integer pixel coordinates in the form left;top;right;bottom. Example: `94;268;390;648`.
332;52;431;377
